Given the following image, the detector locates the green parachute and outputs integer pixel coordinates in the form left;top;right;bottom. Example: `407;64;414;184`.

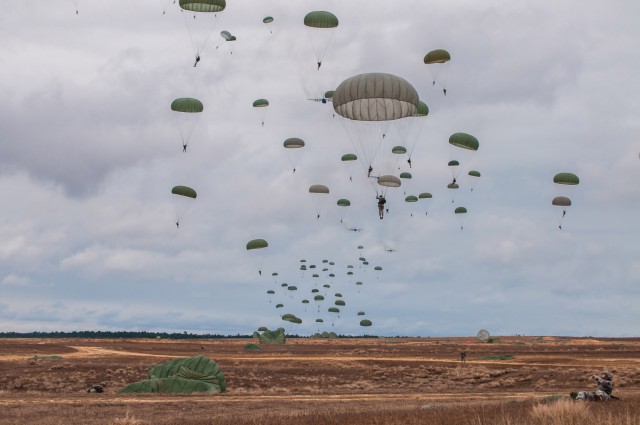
119;355;226;394
309;184;330;219
171;185;197;228
283;137;305;173
246;238;268;276
253;98;269;126
171;98;203;152
423;49;451;94
552;173;579;230
303;11;339;69
179;0;227;65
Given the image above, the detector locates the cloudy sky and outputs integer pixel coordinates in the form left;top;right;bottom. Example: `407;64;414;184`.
1;0;639;337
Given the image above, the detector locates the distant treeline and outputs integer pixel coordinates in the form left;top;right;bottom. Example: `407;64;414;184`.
0;331;381;339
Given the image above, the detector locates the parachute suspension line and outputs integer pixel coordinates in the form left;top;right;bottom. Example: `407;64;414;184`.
171;111;202;152
306;29;337;69
180;11;221;61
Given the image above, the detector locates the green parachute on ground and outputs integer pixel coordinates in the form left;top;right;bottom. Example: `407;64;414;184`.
119;355;226;394
255;327;286;345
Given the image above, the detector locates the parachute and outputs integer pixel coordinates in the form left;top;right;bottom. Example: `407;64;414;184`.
377;174;401;197
448;133;479;185
454;206;467;230
309;184;330;219
333;73;420;180
419;192;433;215
283;137;306;173
553;172;580;185
263;16;274;34
341;153;358;181
336;198;351;223
400;171;412;195
246;238;268;275
303;11;339;69
252;99;269;126
552;173;579;230
423;49;451;93
359;319;373;327
179;0;227;65
171;185;197;228
218;30;236;54
171;98;204;152
468;170;481;192
120;355;226;394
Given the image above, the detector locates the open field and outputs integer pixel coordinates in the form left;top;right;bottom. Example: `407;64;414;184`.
0;336;639;424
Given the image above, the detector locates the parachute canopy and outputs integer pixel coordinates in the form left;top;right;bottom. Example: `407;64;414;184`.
283;138;305;149
253;98;269;108
449;133;479;151
333;73;420;121
553;172;579;185
220;30;235;41
341;153;357;161
552;196;572;207
423;49;451;64
179;0;226;13
303;11;339;28
337;199;351;207
377;175;401;188
171;98;204;113
120;355;226;394
309;184;330;194
454;206;467;214
246;239;268;250
171;185;197;199
415;100;429;117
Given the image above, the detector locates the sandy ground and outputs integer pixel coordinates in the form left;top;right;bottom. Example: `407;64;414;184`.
0;336;638;423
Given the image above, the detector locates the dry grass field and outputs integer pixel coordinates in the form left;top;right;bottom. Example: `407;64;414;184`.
0;336;639;424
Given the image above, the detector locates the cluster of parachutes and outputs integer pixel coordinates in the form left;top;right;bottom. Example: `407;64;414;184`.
552;172;580;230
247;240;377;332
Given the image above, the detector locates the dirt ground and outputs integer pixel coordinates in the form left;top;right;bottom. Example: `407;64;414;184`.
0;336;638;424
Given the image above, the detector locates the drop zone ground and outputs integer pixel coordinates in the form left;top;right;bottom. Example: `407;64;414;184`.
0;336;639;424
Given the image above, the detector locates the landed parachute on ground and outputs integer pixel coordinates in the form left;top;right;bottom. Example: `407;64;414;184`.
119;355;226;394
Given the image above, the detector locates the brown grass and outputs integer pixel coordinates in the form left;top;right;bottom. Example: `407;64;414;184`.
0;336;638;424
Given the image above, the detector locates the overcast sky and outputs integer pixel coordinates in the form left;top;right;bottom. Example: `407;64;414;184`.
1;0;639;337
